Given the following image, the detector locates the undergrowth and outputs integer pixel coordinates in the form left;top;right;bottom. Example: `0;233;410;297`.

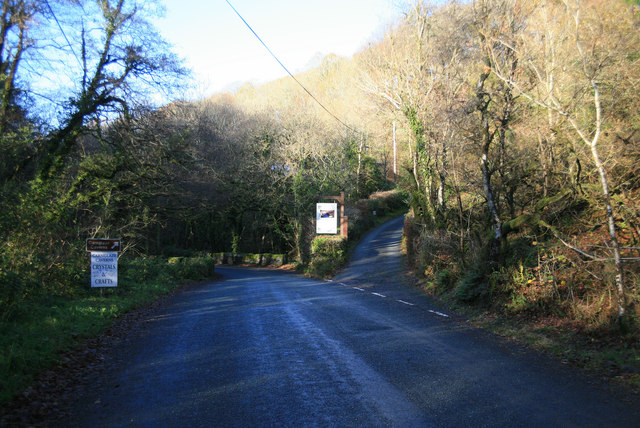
403;209;640;387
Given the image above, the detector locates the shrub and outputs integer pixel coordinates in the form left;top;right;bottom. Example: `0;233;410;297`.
455;271;489;303
357;189;409;218
161;246;196;257
346;206;375;243
369;189;408;211
120;256;215;287
436;269;456;293
419;230;460;277
308;236;347;278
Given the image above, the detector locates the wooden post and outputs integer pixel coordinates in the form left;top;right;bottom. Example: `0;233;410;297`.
338;191;348;241
341;214;348;241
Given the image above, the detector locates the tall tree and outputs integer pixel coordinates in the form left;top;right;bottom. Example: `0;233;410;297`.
468;0;524;258
35;0;186;181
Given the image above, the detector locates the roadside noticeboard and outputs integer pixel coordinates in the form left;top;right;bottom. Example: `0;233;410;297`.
90;251;118;287
86;239;121;288
316;203;338;234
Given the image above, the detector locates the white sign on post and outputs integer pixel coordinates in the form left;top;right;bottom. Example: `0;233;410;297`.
90;251;118;287
316;203;338;234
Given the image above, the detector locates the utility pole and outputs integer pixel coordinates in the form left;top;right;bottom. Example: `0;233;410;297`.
393;121;397;182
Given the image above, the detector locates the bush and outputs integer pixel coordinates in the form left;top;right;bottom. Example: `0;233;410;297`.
346;206;375;243
356;189;408;219
121;256;215;286
161;246;196;257
369;189;408;211
455;271;489;303
436;269;456;293
308;236;347;278
419;230;460;278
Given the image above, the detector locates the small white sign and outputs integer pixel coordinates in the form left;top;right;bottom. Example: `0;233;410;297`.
316;203;338;234
90;251;118;287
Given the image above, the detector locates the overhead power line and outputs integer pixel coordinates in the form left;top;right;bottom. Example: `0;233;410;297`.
44;0;83;70
224;0;355;133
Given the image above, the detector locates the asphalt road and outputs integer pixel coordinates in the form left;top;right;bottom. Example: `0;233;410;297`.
60;216;640;427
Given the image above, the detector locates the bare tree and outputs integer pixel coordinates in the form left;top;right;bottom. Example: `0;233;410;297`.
488;0;639;320
36;0;187;181
465;0;524;257
359;1;457;225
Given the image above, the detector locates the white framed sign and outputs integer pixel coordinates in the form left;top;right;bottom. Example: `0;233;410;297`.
316;203;338;234
90;251;118;287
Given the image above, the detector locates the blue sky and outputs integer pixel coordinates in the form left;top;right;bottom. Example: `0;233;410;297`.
152;0;400;98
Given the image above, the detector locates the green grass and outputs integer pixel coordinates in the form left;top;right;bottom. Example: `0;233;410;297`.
0;255;216;405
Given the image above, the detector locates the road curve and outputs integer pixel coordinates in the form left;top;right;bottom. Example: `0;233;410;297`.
58;217;640;427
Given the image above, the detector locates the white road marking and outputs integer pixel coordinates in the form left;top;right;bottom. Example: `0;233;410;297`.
428;310;449;318
338;278;446;316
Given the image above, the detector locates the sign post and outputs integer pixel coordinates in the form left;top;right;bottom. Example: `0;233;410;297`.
316;203;338;234
316;192;348;240
86;239;121;252
86;239;121;288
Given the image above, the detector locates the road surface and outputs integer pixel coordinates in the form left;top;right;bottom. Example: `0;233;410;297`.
59;216;640;427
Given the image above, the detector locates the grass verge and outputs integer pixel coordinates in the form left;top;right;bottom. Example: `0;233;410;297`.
414;279;640;391
470;312;640;390
0;255;216;405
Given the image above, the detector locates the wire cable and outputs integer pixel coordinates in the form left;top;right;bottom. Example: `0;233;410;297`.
44;0;83;70
225;0;356;133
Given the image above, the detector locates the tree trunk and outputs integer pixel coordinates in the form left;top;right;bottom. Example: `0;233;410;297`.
566;79;626;320
481;151;502;244
587;89;625;319
592;150;625;319
476;57;502;255
356;137;365;197
437;132;448;218
412;150;420;191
